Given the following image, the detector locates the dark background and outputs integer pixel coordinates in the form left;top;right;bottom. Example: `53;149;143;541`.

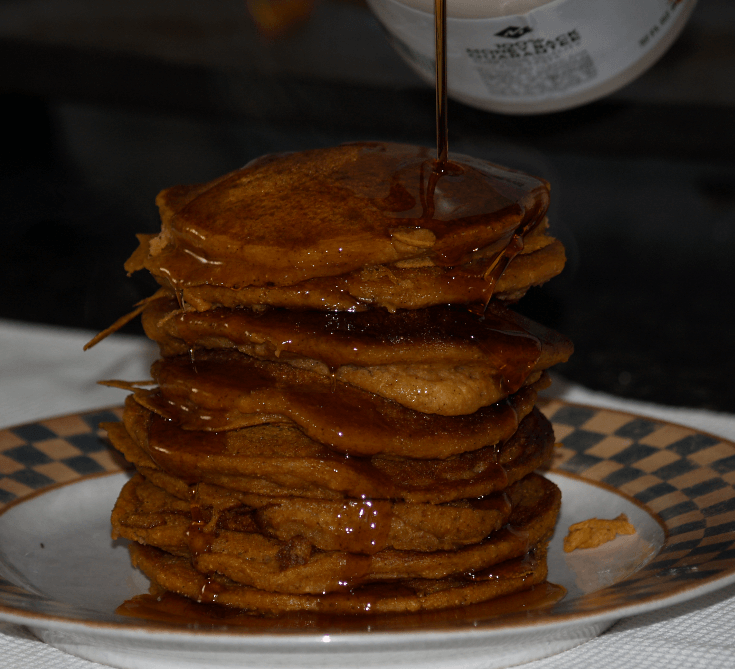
1;0;733;411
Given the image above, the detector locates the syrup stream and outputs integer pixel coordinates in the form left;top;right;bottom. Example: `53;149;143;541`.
435;0;448;167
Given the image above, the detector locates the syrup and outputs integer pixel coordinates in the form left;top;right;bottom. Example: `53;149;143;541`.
434;0;448;167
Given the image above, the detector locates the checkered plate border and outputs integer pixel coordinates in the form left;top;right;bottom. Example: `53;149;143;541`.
0;401;734;626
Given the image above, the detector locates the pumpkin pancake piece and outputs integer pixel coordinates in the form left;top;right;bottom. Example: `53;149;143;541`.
126;142;552;292
130;541;550;614
144;237;565;312
112;474;515;554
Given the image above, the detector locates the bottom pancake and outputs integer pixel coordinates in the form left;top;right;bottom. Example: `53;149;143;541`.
129;542;550;615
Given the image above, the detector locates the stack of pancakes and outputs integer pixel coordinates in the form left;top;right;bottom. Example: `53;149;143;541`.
104;142;572;615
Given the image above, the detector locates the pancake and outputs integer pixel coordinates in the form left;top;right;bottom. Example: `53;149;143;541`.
105;399;555;504
125;143;552;294
111;474;194;558
141;298;572;415
129;542;550;615
132;350;549;459
115;473;559;595
112;473;515;554
168;236;565;312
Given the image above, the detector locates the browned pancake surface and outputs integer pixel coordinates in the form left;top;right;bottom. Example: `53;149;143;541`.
130;542;550;614
142;299;571;416
110;397;554;503
173;237;565;311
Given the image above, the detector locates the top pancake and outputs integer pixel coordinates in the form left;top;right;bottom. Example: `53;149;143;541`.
126;142;551;290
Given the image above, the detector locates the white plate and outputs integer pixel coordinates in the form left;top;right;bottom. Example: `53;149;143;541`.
1;401;734;669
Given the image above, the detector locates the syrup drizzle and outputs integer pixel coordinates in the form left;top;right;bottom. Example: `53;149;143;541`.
428;0;544;310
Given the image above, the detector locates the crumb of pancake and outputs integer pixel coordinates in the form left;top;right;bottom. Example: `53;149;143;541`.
563;514;635;552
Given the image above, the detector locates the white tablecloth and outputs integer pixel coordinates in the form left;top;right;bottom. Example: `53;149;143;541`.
1;318;734;669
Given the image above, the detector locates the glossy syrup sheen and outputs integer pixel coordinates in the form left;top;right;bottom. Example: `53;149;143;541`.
307;499;394;554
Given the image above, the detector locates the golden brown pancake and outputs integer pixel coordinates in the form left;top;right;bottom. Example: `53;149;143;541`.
133;350;549;458
129;542;550;614
113;473;516;554
141;299;572;415
168;237;565;312
105;399;555;504
111;474;193;558
125;143;552;293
